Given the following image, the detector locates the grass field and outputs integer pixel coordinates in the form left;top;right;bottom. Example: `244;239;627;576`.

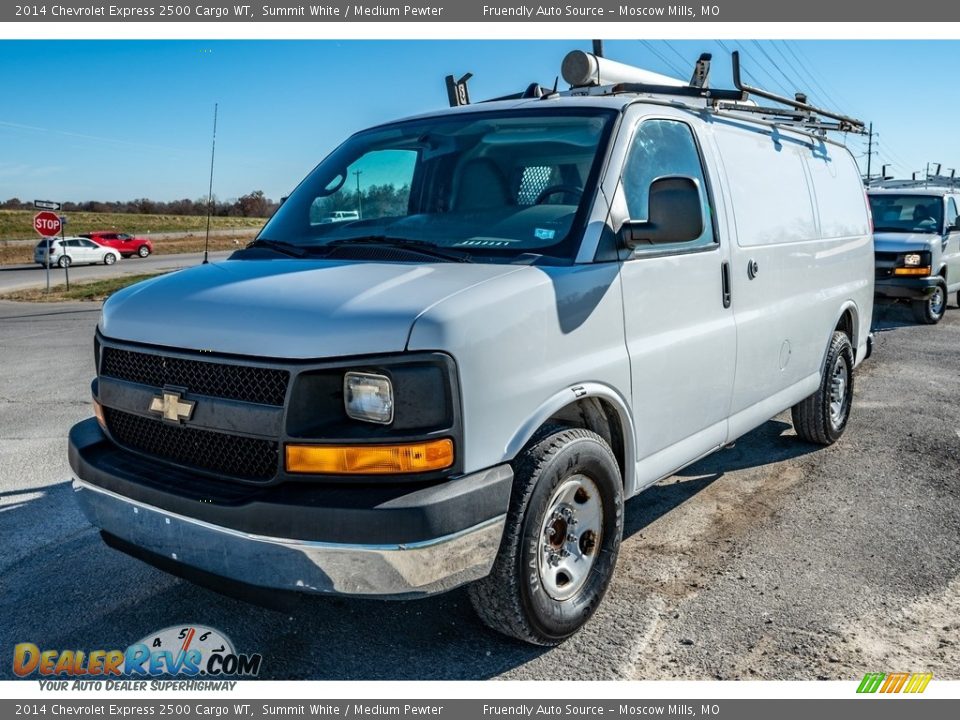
0;209;265;242
0;273;165;303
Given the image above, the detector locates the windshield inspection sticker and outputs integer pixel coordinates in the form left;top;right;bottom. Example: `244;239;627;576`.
534;228;556;240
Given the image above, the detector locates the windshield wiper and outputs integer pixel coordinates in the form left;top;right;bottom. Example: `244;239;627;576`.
245;238;309;258
327;235;473;263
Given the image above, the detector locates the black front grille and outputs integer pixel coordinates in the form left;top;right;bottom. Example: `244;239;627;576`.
875;251;898;280
101;346;289;406
104;408;279;482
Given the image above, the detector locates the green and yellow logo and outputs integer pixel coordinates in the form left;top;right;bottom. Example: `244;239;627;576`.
857;672;933;694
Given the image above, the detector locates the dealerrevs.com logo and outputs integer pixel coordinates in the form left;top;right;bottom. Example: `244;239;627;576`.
13;625;262;684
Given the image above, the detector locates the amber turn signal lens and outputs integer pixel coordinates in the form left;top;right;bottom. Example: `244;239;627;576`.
892;267;931;276
286;439;454;475
93;399;106;429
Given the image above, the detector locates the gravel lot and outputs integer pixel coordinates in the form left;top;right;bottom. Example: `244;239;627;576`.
1;297;958;680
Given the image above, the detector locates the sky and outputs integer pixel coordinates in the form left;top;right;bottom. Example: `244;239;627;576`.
0;39;956;204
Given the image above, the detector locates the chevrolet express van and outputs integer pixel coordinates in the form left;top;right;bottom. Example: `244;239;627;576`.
868;187;960;324
69;52;873;645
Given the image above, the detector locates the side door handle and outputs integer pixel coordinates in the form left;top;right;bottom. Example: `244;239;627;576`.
721;261;732;309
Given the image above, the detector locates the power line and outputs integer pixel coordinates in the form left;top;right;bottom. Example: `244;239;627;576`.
638;40;687;79
751;40;802;96
783;42;847;110
732;41;793;96
769;41;828;105
662;41;695;73
777;41;842;110
715;40;764;88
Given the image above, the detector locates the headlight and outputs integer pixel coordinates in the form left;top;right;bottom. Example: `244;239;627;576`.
904;253;922;267
344;372;394;424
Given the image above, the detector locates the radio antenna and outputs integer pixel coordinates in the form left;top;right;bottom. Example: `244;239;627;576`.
203;102;218;265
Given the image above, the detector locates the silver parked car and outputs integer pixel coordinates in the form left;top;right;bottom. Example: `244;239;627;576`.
35;237;121;268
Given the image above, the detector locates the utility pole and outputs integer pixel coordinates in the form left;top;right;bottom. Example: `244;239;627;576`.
354;169;363;220
203;103;218;265
865;122;874;183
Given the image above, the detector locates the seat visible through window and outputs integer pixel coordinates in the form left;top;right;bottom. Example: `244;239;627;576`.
453;159;511;210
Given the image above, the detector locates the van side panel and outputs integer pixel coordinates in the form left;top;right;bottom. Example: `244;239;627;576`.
803;143;874;361
710;122;872;438
718;127;818;248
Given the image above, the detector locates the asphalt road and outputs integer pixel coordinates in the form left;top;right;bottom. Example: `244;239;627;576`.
0;251;231;294
1;298;958;680
0;228;259;247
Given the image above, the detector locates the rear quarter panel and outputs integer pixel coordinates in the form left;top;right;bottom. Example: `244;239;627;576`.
709;121;872;432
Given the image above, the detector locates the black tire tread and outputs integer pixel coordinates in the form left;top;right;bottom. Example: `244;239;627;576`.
791;331;853;446
910;282;946;325
468;426;617;646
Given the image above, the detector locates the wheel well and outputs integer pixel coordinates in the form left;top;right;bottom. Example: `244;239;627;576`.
541;398;627;485
836;308;855;343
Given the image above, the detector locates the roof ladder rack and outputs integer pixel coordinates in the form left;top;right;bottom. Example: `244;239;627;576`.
721;51;866;135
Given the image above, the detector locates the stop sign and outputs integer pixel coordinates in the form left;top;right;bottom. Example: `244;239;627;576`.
34;211;62;237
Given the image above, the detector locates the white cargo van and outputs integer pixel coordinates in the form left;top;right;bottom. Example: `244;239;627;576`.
69;51;873;645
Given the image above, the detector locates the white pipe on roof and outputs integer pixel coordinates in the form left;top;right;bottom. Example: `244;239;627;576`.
561;50;686;88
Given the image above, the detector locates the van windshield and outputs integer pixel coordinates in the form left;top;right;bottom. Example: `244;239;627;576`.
257;108;616;262
869;194;944;234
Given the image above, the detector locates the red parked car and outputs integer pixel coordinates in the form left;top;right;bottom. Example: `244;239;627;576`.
80;232;153;258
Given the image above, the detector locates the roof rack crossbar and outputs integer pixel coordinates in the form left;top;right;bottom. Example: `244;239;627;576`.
731;51;865;133
609;82;745;102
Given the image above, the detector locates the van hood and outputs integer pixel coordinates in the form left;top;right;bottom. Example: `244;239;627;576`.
100;259;524;358
873;232;938;254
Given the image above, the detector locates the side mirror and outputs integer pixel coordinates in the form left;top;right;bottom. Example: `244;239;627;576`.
622;176;704;248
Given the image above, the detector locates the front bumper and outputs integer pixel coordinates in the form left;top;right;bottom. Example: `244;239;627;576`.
69;419;511;598
875;274;941;301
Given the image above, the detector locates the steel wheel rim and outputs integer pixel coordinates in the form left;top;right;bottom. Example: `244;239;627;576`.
537;474;603;602
829;355;850;428
930;287;945;317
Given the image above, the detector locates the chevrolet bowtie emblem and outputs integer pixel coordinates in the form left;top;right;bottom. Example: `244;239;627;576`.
149;388;196;423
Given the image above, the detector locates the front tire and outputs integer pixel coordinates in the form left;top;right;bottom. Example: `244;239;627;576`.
911;282;946;324
104;253;117;265
791;331;854;445
468;428;623;646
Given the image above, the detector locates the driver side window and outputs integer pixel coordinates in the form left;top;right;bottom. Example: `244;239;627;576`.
947;198;959;230
622;119;715;251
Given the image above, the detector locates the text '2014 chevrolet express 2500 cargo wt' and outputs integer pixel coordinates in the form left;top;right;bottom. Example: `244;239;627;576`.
70;51;874;645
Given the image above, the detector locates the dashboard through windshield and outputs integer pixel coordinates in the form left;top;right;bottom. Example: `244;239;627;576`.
257;108;617;262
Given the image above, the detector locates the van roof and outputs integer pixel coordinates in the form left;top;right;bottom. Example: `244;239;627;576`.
385;94;848;148
869;187;960;197
385;50;862;149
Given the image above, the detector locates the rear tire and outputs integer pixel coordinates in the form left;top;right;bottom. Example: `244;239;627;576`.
791;331;854;445
137;245;151;258
468;427;623;646
57;255;71;268
911;282;946;324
